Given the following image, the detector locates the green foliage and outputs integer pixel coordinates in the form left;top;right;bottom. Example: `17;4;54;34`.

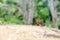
0;0;4;3
45;20;53;28
58;19;60;29
0;0;60;29
0;1;24;24
33;0;49;24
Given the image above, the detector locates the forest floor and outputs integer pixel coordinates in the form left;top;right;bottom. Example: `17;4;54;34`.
0;25;60;40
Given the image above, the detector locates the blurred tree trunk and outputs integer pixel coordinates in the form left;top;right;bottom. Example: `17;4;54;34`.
48;0;58;28
26;0;34;25
15;0;28;24
21;0;27;24
14;0;34;25
21;0;34;25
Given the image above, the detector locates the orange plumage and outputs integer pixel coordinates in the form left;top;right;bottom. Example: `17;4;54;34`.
35;18;45;26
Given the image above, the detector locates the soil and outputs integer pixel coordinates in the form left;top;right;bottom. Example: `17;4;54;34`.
0;25;60;40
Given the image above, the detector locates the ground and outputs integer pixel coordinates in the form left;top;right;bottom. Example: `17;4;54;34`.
0;25;60;40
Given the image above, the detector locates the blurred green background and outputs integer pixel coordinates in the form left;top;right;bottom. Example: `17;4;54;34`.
0;0;60;29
